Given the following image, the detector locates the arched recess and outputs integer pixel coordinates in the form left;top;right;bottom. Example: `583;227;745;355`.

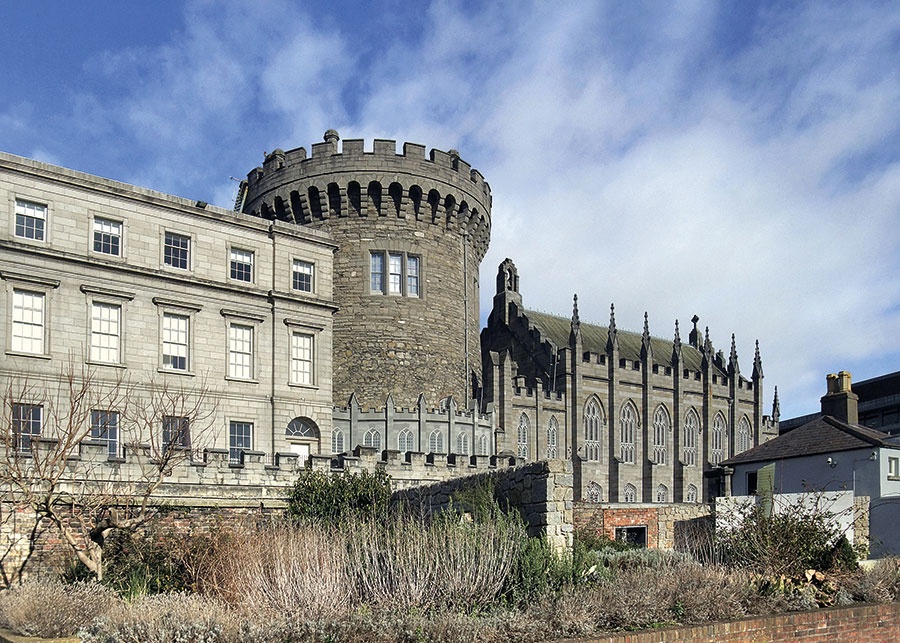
711;412;727;465
327;182;341;216
427;189;441;222
443;194;456;226
286;417;320;462
652;405;670;465
307;186;323;219
620;401;638;464
388;182;403;217
584;397;604;462
408;185;423;220
367;181;382;216
348;181;362;216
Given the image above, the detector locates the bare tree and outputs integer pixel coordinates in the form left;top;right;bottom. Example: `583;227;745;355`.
1;362;217;581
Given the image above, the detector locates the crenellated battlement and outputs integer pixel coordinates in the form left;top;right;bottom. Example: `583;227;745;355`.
241;130;492;260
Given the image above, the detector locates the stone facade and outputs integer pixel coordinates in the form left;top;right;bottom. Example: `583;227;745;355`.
0;150;337;460
481;259;780;504
240;131;491;410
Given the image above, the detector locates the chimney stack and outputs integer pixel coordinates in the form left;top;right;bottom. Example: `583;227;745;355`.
820;370;859;424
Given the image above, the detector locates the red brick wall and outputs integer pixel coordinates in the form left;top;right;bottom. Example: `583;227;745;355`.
549;602;900;642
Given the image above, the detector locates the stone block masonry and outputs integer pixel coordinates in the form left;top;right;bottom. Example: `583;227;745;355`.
574;501;713;549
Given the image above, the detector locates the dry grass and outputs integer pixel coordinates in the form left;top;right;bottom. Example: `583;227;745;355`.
0;576;117;638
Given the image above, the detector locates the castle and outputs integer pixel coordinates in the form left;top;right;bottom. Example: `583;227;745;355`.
0;130;778;506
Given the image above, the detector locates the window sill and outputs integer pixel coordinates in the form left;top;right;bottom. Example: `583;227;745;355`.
86;360;127;369
888;476;900;481
5;350;51;361
288;382;319;390
157;367;195;377
225;376;259;385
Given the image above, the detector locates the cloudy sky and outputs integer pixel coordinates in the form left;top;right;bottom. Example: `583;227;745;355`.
2;1;898;419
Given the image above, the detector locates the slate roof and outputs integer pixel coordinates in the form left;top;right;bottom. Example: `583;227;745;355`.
522;309;713;374
721;415;899;466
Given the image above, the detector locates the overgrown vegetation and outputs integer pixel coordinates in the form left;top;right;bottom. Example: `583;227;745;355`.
0;480;896;642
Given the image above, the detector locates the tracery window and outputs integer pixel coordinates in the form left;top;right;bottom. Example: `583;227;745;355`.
584;399;603;461
623;483;637;503
546;417;559;459
429;429;444;453
686;484;698;503
653;405;670;464
620;402;637;464
517;413;529;459
456;432;470;455
711;414;726;465
587;482;602;503
656;484;669;503
737;416;751;454
332;429;345;454
363;428;381;450
398;428;414;453
477;433;489;456
683;409;698;466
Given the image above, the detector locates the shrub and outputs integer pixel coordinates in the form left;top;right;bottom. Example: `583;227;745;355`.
0;577;118;638
287;468;391;523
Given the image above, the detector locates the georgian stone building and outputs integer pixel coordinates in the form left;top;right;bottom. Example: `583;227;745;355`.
480;259;779;502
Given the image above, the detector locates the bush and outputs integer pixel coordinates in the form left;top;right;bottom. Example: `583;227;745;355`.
0;577;118;638
287;468;391;523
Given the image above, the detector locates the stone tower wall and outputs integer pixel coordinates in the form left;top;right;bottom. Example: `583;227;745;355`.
241;131;491;408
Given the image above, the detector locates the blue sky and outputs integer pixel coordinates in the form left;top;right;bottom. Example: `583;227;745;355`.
2;1;898;419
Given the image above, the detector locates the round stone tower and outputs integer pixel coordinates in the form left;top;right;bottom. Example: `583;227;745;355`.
241;130;491;409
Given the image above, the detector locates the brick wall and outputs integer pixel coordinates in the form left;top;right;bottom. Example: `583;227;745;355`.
574;502;713;549
551;602;900;642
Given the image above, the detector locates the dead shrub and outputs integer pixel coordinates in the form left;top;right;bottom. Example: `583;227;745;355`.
0;576;118;638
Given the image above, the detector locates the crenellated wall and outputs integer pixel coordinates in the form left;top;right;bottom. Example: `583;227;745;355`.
241;131;491;409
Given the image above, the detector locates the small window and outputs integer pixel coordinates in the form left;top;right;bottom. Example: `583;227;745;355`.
292;260;314;292
587;482;602;503
161;416;190;454
228;324;254;379
229;421;253;464
162;313;189;371
889;457;899;479
230;248;253;282
90;302;121;364
370;252;385;293
407;256;420;297
164;232;190;269
686;484;698;503
15;200;46;241
11;289;45;354
615;526;647;548
388;253;403;294
656;484;669;503
93;218;121;256
623;483;637;503
332;428;345;454
747;471;759;495
12;403;42;453
91;410;119;458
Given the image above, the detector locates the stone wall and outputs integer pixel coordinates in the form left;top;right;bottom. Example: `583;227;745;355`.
574;501;713;550
392;459;574;552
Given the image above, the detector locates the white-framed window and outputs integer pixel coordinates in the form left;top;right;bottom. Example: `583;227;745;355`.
547;417;558;459
517;413;529;459
398;428;414;453
656;484;669;503
587;482;602;503
292;259;314;292
620;402;637;464
228;324;254;379
363;428;381;449
653;406;670;465
230;248;254;282
90;302;121;364
478;433;489;456
332;429;345;454
429;429;444;453
737;416;752;454
12;403;42;453
14;200;46;241
162;313;189;371
290;332;314;385
683;409;698;466
161;415;190;454
584;398;603;461
229;420;253;464
91;410;119;458
164;231;190;269
623;483;637;503
888;456;899;479
711;414;727;465
686;484;698;503
370;251;421;297
12;289;45;354
456;432;470;455
93;217;122;256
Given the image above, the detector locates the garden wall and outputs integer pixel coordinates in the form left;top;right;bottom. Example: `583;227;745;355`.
557;601;900;642
573;502;713;550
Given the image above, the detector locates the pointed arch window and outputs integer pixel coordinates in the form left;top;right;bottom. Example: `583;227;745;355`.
656;484;669;503
737;416;751;454
584;399;603;461
587;482;602;503
332;429;345;454
456;432;470;455
477;433;489;456
686;484;698;503
623;483;637;503
711;414;726;465
683;409;698;466
653;405;670;464
517;414;529;459
363;428;381;450
620;403;637;464
546;417;559;459
398;428;414;453
429;429;444;454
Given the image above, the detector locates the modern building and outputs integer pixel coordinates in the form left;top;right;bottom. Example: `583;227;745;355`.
722;371;900;557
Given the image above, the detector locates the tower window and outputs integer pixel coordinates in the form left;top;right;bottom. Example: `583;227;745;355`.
370;251;421;297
